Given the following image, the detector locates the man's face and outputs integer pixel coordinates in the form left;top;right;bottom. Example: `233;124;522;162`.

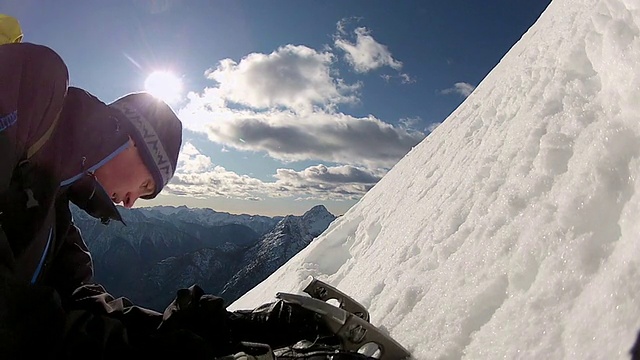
93;138;156;208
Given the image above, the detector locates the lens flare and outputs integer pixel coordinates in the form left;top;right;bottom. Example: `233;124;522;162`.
144;70;183;104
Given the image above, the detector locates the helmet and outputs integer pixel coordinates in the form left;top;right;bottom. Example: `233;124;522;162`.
0;14;23;44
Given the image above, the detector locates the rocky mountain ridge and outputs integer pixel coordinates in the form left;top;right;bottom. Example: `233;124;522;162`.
71;204;336;311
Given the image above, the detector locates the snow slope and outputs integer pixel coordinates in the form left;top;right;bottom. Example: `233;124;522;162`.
230;0;640;358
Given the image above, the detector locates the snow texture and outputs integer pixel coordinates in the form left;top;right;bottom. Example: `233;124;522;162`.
229;0;640;359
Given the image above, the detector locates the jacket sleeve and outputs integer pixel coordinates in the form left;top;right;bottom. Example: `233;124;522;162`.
46;199;94;299
44;198;167;357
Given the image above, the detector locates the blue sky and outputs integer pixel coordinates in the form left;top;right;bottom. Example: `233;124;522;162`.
3;0;551;216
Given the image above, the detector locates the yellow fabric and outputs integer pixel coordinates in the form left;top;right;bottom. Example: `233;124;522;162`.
0;14;23;44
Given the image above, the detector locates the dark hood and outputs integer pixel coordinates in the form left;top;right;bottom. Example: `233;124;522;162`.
56;87;131;224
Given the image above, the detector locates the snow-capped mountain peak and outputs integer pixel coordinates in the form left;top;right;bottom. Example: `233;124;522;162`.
302;205;337;236
219;206;336;302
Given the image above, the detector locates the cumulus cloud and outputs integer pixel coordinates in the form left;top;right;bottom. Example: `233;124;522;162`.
273;164;382;200
169;166;267;199
178;143;213;173
276;164;381;186
170;143;266;199
167;144;382;201
205;45;360;111
175;30;422;198
178;99;426;169
334;24;402;73
441;82;476;97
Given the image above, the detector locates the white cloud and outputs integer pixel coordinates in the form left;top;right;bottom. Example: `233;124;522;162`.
400;73;416;84
398;116;422;130
168;145;382;201
169;166;266;199
177;89;228;134
205;45;360;111
441;82;476;97
170;143;266;199
335;26;403;73
178;99;426;169
381;73;416;84
336;18;353;36
273;164;383;200
176;31;423;184
177;143;213;173
276;164;382;186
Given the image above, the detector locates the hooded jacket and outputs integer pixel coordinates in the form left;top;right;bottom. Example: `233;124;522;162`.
0;43;332;360
0;42;165;358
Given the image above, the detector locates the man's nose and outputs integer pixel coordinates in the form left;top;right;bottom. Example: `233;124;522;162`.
124;192;141;208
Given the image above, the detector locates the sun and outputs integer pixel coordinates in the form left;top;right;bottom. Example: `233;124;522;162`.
144;70;183;104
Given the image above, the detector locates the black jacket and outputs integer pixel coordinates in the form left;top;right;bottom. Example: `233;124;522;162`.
0;43;330;359
0;42;165;358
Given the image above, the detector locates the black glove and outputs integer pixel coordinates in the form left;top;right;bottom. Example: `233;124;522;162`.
227;299;335;350
155;285;236;358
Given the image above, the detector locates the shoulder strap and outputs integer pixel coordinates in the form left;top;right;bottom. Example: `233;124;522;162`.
16;110;62;210
26;110;61;159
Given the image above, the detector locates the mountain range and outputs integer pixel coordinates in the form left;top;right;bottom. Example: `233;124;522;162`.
71;204;336;311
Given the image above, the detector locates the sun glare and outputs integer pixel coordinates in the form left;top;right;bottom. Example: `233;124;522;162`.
144;70;183;104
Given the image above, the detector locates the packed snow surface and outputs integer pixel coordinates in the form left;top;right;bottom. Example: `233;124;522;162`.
230;0;640;358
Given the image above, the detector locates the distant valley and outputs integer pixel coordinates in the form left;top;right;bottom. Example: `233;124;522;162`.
71;204;336;311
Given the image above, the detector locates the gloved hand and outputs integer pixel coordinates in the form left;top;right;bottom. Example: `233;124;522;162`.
156;284;236;358
155;286;335;358
227;299;335;350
